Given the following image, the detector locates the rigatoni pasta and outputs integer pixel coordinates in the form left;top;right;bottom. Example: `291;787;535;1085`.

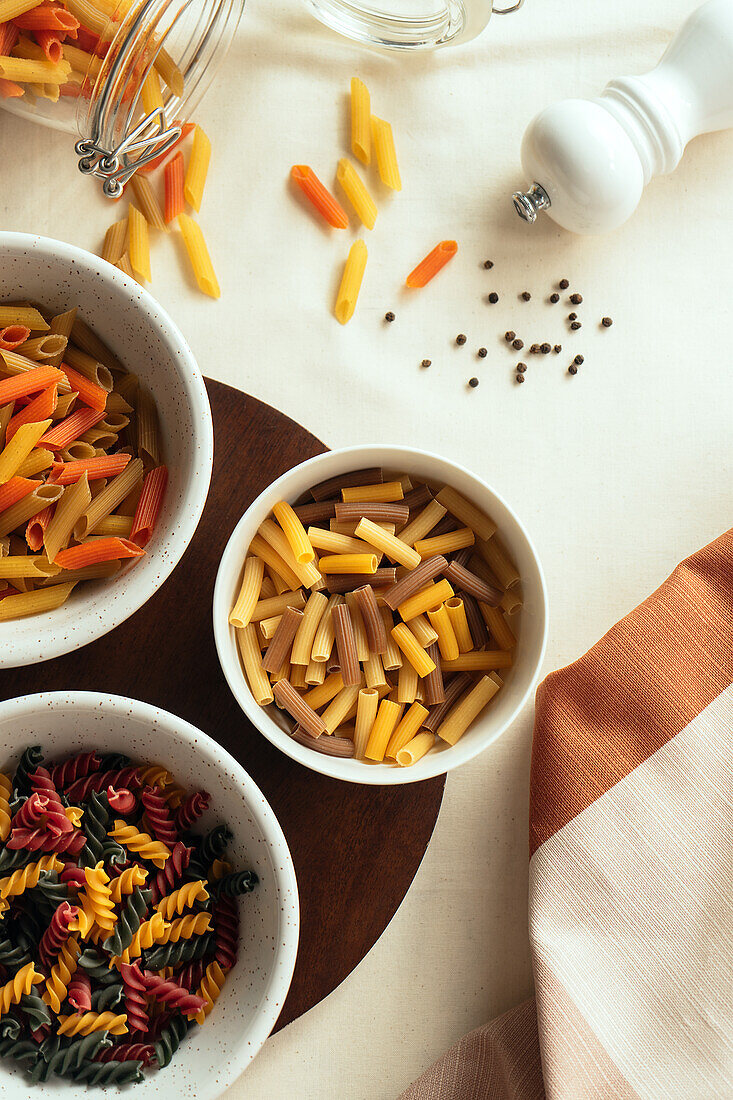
228;468;522;766
0;300;168;620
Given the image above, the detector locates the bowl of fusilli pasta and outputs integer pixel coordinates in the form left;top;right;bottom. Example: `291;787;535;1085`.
0;691;299;1097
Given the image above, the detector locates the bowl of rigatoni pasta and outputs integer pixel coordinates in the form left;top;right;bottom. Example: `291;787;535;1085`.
0;233;213;667
213;446;548;784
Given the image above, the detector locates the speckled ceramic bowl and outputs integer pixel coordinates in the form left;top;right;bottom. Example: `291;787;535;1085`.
0;234;213;668
213;445;548;785
0;691;299;1097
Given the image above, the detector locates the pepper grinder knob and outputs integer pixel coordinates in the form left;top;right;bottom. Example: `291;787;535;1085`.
513;0;733;234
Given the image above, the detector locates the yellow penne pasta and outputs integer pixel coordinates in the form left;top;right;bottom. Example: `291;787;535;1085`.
141;67;164;115
0;419;51;484
396;731;435;767
438;674;502;746
0;582;77;622
337;158;377;230
350;77;371;165
177;214;220;299
184;126;211;212
0;56;70;83
334;239;367;325
128;205;151;283
0;306;48;331
371;115;401;191
130;175;167;232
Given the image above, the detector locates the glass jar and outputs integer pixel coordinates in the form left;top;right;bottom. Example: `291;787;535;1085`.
0;0;243;195
300;0;525;50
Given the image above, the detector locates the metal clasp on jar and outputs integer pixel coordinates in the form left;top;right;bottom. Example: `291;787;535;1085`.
76;106;182;198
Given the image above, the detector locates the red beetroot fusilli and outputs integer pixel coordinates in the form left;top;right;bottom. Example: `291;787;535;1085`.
212;895;239;971
66;971;92;1013
65;766;141;802
176;959;205;992
140;971;206;1016
95;1042;156;1067
149;841;191;905
28;767;67;816
39;901;80;969
107;786;136;815
141;785;177;847
175;791;210;832
6;825;85;853
118;962;150;1034
49;751;101;791
60;862;88;890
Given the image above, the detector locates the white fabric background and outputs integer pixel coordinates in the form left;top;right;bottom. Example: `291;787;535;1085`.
2;0;732;1095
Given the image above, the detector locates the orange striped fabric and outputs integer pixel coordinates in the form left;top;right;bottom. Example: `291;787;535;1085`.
402;529;733;1100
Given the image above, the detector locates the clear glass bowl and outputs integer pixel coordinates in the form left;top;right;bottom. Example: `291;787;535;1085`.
0;0;244;193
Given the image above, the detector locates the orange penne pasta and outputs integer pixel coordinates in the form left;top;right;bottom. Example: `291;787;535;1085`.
0;79;23;99
51;454;131;484
38;406;105;450
0;366;63;406
164;152;184;224
54;536;145;569
406;240;458;289
59;364;108;412
6;383;58;442
130;464;167;547
14;2;79;31
0;326;31;351
0;476;40;514
25;503;54;552
138;122;194;174
291;165;348;229
35;29;63;63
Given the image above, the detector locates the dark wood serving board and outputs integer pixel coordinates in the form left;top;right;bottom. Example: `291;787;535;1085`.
0;379;446;1031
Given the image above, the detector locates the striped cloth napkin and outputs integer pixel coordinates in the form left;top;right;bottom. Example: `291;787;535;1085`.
401;529;733;1100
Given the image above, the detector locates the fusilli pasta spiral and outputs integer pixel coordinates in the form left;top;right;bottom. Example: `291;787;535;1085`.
108;821;171;868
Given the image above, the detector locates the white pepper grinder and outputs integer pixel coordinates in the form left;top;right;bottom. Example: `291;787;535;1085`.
512;0;733;234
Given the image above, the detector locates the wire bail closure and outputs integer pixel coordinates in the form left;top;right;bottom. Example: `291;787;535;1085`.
76;107;182;198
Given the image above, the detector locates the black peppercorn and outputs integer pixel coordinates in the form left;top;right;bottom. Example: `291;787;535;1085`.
520;291;531;301
421;359;431;368
602;316;613;327
512;338;524;350
574;354;584;365
559;279;570;290
385;312;395;322
487;293;499;303
569;293;583;305
483;260;494;269
505;331;515;342
516;362;527;373
554;344;562;353
478;347;487;358
549;293;560;303
456;334;467;346
570;321;582;331
468;377;479;388
516;373;525;384
540;342;551;354
568;312;577;321
568;364;578;375
530;343;541;354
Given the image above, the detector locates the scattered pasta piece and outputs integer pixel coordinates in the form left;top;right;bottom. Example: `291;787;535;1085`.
291;165;349;229
406;240;458;288
335;239;368;325
177;213;220;299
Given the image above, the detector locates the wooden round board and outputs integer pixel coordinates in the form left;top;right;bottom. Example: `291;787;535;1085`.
0;379;446;1031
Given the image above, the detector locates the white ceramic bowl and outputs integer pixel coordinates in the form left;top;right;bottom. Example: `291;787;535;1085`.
0;691;299;1098
0;233;213;668
213;446;549;785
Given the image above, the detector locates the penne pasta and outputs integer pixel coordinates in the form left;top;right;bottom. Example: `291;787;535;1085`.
184;125;211;212
0;419;51;484
128;204;152;283
371;115;401;190
290;590;328;665
337;158;377;230
396;731;435;767
177;214;220;299
130;175;167;233
0;580;76;621
237;624;274;706
164;152;185;224
438;674;502;746
385;702;429;759
334;239;367;325
406;240;458;289
229;555;265;629
101;219;128;265
291;165;348;229
350;77;371;165
272;500;314;565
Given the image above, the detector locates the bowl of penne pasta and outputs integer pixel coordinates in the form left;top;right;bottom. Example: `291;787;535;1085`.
213;446;548;784
0;690;299;1096
0;232;213;667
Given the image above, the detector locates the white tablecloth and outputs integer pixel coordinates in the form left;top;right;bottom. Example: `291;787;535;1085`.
3;0;733;1094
